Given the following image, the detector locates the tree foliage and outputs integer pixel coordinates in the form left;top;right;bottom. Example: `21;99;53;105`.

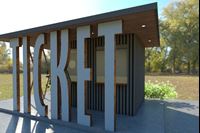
0;42;10;64
0;41;12;73
146;0;199;74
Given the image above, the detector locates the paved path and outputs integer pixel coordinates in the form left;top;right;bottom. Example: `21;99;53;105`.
0;97;199;133
164;100;199;133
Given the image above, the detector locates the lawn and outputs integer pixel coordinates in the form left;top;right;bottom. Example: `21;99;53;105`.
145;75;199;100
0;74;199;100
0;73;49;100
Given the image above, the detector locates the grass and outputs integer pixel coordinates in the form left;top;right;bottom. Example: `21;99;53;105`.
0;73;49;100
145;75;199;100
0;74;199;100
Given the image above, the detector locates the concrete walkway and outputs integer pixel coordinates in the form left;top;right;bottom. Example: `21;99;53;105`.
0;97;199;133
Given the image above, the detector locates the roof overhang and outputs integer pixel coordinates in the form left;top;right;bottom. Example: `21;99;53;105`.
0;3;160;47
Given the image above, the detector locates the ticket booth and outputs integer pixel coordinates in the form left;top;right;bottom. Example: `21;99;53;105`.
0;3;159;131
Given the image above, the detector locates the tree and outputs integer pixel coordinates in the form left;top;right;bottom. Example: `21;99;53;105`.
0;41;12;73
0;41;10;65
161;0;199;74
145;45;169;73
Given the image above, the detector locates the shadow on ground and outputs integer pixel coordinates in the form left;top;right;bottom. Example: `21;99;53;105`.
6;116;67;133
163;100;199;133
0;99;199;133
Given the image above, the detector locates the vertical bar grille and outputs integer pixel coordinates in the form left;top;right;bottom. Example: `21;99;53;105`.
69;34;134;116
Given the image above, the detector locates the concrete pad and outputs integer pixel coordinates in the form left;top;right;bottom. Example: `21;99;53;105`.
164;100;199;133
0;97;198;133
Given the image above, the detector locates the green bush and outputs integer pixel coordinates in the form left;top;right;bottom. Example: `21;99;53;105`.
145;80;177;99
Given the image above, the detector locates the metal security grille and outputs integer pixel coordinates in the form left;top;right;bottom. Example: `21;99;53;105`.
70;40;77;49
70;33;135;116
71;82;77;107
71;83;131;115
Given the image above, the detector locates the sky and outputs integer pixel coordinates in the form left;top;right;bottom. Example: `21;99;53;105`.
0;0;171;34
0;0;171;62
